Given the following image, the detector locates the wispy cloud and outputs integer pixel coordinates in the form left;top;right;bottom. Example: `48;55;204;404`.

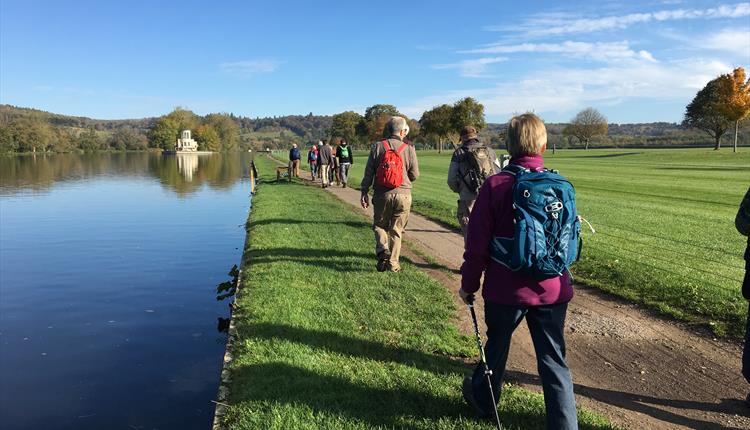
460;41;656;63
219;59;281;77
694;28;750;57
402;58;730;120
431;57;507;78
484;2;750;37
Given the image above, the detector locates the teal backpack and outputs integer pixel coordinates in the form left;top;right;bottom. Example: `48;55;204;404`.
489;165;581;279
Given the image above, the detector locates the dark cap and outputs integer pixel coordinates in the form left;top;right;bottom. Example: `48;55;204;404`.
460;126;478;142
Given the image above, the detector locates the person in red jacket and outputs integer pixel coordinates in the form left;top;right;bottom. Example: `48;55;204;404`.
459;113;578;429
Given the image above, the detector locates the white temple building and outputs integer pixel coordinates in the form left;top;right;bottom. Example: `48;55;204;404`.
176;129;198;152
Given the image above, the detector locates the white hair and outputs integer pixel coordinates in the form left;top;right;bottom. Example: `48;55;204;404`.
386;116;409;136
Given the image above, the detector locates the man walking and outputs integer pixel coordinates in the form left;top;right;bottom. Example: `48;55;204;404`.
448;126;498;238
360;116;419;272
318;139;333;188
337;138;354;188
288;143;301;178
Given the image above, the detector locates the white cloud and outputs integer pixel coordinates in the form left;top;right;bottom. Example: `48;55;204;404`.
460;41;656;63
695;28;750;57
401;58;731;120
431;57;507;78
219;59;281;77
484;2;750;37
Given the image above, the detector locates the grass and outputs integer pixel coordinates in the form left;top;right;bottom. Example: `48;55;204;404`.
222;155;616;430
345;148;750;337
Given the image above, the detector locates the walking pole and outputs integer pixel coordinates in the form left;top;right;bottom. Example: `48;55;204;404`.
467;294;503;430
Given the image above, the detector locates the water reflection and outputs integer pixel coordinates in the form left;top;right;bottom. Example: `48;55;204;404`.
0;152;254;196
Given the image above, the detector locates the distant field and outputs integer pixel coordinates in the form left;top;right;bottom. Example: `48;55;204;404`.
344;148;750;337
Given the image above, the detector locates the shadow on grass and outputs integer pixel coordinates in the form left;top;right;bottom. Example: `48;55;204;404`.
248;218;370;229
231;324;614;430
244;322;466;374
506;370;744;430
576;152;643;159
245;247;376;273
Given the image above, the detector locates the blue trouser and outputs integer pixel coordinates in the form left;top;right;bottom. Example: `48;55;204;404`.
471;301;578;430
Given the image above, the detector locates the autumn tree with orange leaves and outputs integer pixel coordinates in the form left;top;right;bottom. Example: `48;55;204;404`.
716;67;750;153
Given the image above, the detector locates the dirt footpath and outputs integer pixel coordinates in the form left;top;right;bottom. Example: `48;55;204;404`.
307;173;750;430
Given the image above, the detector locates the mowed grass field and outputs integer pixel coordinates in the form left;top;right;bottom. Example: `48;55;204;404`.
223;155;615;429
344;148;750;337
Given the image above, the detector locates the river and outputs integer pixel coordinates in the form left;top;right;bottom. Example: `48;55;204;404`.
0;152;253;429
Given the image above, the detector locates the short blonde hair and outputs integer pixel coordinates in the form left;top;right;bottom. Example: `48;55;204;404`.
505;113;547;157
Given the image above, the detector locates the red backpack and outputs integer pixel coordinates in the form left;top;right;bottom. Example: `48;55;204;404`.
376;140;407;188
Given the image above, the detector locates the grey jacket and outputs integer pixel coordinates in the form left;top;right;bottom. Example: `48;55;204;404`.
318;144;334;165
447;139;499;201
360;136;419;196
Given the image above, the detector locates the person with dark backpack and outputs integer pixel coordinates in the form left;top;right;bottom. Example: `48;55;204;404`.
337;138;354;187
288;143;301;178
459;113;579;430
307;144;319;180
360;116;419;272
735;186;750;406
448;126;500;238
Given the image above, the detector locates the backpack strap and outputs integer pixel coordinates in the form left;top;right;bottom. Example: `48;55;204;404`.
395;142;408;154
501;163;528;176
381;139;391;152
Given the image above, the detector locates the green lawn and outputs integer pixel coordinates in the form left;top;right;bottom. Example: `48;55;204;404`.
222;155;615;430
345;148;750;337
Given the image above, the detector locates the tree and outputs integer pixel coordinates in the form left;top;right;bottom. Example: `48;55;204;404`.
419;104;454;153
715;67;750;152
683;77;731;150
206;113;240;151
361;104;402;141
165;107;199;132
148;116;179;150
194;124;220;151
76;127;103;151
12;114;53;152
109;128;147;150
329;111;363;147
450;97;486;134
569;107;608;150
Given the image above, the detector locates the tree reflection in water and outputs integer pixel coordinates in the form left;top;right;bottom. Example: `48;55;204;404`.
0;151;255;196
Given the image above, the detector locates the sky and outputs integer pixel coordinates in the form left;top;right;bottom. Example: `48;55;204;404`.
1;0;748;123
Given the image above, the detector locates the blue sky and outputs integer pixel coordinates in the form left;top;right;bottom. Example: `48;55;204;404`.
1;0;748;123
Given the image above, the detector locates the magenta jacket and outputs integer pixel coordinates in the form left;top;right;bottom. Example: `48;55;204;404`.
460;154;573;306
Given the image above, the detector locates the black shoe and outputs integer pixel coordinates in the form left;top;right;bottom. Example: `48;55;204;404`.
462;376;489;419
376;253;390;272
746;392;750;408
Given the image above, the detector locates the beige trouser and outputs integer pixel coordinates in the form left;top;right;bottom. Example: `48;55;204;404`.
289;160;300;177
320;165;330;186
457;199;476;238
373;193;412;270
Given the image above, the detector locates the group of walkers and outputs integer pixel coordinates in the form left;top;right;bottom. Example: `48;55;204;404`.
299;138;353;188
286;114;750;429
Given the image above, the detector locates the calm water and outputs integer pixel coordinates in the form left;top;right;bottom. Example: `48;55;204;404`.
0;152;253;429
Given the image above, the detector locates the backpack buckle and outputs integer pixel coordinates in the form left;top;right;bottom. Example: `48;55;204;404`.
545;201;563;213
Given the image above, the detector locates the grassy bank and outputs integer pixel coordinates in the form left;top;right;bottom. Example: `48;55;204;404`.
221;155;615;429
344;148;750;337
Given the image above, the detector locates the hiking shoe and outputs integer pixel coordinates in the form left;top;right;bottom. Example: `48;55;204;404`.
389;264;401;273
376;253;390;272
462;376;489;419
